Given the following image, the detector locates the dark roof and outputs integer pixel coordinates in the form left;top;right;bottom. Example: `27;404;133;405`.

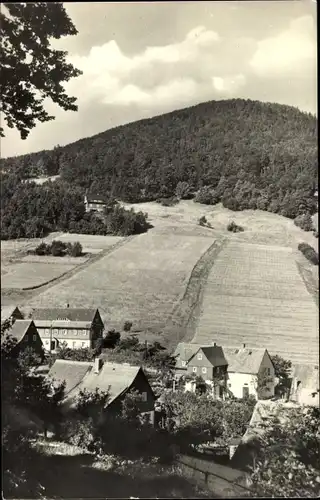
47;359;92;395
3;320;35;344
200;346;228;366
85;191;108;203
30;308;97;323
223;347;267;374
173;342;212;362
1;305;23;324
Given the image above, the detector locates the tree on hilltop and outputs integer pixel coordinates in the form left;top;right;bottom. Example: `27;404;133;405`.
0;2;82;139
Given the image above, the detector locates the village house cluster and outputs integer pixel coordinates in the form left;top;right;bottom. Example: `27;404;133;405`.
1;304;319;424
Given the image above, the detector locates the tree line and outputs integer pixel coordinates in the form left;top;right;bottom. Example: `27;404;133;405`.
1;99;317;223
0;175;149;239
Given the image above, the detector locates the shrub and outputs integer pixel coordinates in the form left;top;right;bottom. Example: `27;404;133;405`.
34;242;50;255
294;213;313;231
157;197;179;207
123;320;133;332
194;186;216;205
198;216;207;226
313;230;319;238
50;240;67;256
227;220;244;232
66;241;83;257
298;242;319;265
103;329;121;349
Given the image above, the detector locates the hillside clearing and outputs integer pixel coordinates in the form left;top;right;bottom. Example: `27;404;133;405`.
193;240;319;365
1;262;76;289
26;230;217;334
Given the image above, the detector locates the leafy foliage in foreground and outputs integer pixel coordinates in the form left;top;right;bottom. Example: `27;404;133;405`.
249;406;320;497
1;99;317;221
0;2;81;140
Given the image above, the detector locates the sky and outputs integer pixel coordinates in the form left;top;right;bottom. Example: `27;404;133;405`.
1;0;317;158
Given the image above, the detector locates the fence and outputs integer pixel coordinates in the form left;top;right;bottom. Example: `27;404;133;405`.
176;453;252;498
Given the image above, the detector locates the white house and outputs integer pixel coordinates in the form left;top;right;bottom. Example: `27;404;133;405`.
223;345;275;400
174;342;276;400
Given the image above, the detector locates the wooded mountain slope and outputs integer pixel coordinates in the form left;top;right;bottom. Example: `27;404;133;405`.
1;99;318;218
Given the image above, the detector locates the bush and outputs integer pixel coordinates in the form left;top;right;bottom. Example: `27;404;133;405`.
123;320;133;332
194;186;216;205
175;181;192;200
294;213;313;231
103;329;121;349
50;240;67;256
157;197;179;207
34;242;51;255
227;220;244;232
298;242;319;265
66;241;83;257
198;216;207;226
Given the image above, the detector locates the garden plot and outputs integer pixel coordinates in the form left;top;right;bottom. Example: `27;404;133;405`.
27;231;216;333
1;262;76;290
193;240;319;365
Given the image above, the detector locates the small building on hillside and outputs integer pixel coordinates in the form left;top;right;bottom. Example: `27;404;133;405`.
174;342;275;400
30;307;104;352
185;344;229;399
1;319;44;358
289;364;319;407
223;345;275;400
1;305;24;325
47;359;156;424
84;191;108;213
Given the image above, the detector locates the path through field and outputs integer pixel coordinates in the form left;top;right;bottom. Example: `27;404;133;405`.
193;240;319;365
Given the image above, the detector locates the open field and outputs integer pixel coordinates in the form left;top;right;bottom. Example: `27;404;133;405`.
1;262;76;290
193;240;319;365
1;233;125;293
26;230;218;336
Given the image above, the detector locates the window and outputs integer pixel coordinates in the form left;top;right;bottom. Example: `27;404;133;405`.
193;367;197;373
228;383;232;388
267;368;271;375
33;334;37;342
82;330;87;335
141;392;147;402
81;342;86;348
202;367;207;374
197;353;202;360
74;330;78;336
181;361;187;367
72;342;76;349
45;340;49;345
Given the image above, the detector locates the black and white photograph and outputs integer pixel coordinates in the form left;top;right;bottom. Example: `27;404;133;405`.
1;1;319;498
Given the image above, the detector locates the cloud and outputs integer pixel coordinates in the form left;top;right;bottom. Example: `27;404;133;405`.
212;74;246;94
65;25;226;108
250;15;316;76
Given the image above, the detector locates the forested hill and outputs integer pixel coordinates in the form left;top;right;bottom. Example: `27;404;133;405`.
1;98;318;217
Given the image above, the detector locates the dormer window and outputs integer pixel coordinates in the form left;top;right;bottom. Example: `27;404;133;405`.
197;353;203;360
181;361;187;367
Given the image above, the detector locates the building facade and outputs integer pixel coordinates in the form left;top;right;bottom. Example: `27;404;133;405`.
2;319;44;359
84;191;108;213
30;308;104;352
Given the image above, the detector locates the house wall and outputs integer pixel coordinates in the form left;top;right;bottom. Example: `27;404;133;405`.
14;323;44;359
227;353;275;400
91;311;104;346
37;327;92;351
186;350;214;379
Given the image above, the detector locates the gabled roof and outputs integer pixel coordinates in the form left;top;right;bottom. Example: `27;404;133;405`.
189;345;227;367
48;360;146;408
3;320;35;344
1;305;23;324
47;359;92;395
173;342;212;363
223;347;267;374
71;362;142;406
30;308;98;323
290;363;319;404
34;320;92;329
85;191;108;203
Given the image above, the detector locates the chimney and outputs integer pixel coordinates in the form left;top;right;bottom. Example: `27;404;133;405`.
94;357;103;374
211;342;217;346
66;303;70;308
242;343;246;348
